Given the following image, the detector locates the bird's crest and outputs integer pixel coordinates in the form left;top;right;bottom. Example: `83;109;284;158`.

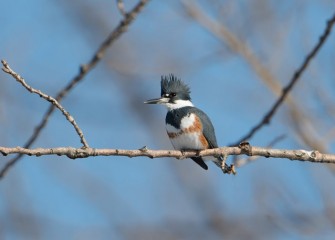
160;74;191;100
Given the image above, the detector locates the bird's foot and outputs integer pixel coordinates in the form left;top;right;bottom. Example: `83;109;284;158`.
195;150;201;156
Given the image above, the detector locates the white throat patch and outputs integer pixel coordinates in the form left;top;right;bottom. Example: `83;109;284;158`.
164;99;194;110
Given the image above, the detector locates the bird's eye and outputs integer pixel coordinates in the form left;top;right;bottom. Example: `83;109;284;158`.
171;93;176;97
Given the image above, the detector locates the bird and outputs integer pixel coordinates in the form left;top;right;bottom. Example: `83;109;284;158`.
144;74;230;172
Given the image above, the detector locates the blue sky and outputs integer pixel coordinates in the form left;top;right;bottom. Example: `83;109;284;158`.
1;0;335;239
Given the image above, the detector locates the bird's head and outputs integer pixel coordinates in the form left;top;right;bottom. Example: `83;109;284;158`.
144;75;193;110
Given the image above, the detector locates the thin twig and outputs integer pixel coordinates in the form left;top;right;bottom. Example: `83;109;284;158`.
117;0;127;17
181;0;285;98
1;60;89;148
0;145;333;164
0;0;150;179
181;1;335;148
234;13;335;144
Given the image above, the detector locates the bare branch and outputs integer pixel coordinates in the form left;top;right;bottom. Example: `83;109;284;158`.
117;0;127;17
181;1;335;148
0;0;150;179
1;60;89;148
234;135;286;167
0;144;334;165
235;13;335;144
181;0;284;98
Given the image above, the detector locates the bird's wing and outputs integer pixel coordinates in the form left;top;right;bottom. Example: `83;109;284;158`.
194;109;219;149
190;108;224;171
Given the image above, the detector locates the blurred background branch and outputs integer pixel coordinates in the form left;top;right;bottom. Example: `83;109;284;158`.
181;1;335;149
0;0;149;179
1;0;335;239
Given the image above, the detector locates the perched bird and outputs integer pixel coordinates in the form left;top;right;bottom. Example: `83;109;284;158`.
145;74;228;172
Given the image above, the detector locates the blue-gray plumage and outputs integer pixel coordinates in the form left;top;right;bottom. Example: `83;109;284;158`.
161;76;191;101
145;74;225;171
166;106;219;148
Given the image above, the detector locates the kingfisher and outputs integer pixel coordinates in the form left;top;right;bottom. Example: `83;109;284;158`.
145;74;232;173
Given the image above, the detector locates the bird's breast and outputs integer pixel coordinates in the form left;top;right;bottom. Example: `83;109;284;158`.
166;113;209;150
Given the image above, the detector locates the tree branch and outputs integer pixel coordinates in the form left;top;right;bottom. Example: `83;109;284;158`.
0;0;150;179
233;135;286;167
1;60;89;148
0;143;334;165
181;1;335;147
235;13;335;144
117;0;127;17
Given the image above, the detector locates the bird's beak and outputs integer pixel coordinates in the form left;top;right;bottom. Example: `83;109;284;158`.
144;97;169;104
